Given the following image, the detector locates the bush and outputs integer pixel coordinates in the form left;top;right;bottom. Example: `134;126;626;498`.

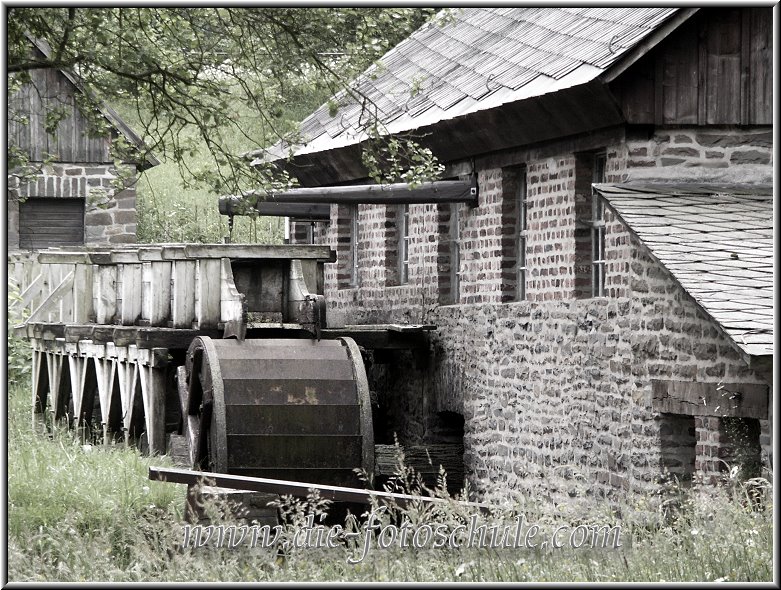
7;279;31;382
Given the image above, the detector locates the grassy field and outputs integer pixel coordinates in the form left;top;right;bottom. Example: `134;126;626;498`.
5;369;774;582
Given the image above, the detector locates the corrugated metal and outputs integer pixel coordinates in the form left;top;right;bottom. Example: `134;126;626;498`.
255;8;681;163
596;183;773;358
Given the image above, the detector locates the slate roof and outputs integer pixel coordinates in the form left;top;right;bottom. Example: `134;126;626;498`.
251;7;683;164
595;183;773;358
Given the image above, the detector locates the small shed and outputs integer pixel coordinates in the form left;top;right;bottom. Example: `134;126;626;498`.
7;37;158;251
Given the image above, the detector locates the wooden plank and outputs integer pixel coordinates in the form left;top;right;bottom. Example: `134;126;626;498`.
59;264;76;324
740;8;751;125
119;264;143;325
19;272;44;308
72;263;94;323
135;327;219;350
748;7;772;124
375;443;464;486
149;466;491;512
37;252;93;264
150;261;172;326
141;263;153;324
651;379;768;419
95;266;117;324
172;260;196;328
111;251;142;264
196;259;221;329
27;270;74;323
705;9;742;124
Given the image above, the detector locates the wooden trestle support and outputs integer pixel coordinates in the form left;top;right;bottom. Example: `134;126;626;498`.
11;244;334;454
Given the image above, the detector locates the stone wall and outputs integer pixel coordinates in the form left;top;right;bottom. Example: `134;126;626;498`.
302;124;772;501
7;162;139;250
618;125;773;184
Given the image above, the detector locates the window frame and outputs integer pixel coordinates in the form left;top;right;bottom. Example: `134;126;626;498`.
349;205;359;288
590;153;607;297
449;202;460;304
516;170;528;301
398;204;410;285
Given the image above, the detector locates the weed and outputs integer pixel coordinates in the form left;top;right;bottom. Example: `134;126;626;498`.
6;374;773;582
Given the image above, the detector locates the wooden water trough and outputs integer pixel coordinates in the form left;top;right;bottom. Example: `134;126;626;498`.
10;244;460;493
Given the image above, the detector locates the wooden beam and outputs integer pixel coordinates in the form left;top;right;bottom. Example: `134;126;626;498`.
234;179;478;207
149;466;491;513
651;379;769;420
183;244;336;262
219;197;331;220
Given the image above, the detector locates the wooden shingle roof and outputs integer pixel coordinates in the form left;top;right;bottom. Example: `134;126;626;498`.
595;183;773;359
252;7;686;165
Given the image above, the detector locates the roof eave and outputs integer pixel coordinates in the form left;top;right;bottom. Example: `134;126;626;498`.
599;7;700;84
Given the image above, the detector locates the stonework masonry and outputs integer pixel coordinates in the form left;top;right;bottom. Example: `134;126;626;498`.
298;124;773;503
7;162;139;249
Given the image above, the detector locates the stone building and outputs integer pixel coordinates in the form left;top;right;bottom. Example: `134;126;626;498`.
7;38;157;251
250;8;773;501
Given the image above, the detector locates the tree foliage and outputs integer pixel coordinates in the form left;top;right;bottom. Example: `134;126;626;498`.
6;7;441;195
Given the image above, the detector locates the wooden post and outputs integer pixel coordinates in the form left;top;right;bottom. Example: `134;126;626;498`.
116;347;139;445
95;266;117;324
139;358;167;455
94;354;116;445
67;355;86;428
150;261;173;326
73;263;94;323
120;264;143;325
31;347;48;430
196;259;221;329
45;351;65;421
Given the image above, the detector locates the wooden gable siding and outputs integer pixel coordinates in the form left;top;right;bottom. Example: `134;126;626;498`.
609;7;772;126
8;67;113;164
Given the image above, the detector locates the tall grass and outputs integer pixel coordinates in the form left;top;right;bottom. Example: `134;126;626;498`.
6;374;773;582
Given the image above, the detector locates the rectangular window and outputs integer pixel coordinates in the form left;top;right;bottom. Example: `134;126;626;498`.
516;171;528;301
591;154;606;297
398;204;410;284
350;206;359;287
449;203;460;304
